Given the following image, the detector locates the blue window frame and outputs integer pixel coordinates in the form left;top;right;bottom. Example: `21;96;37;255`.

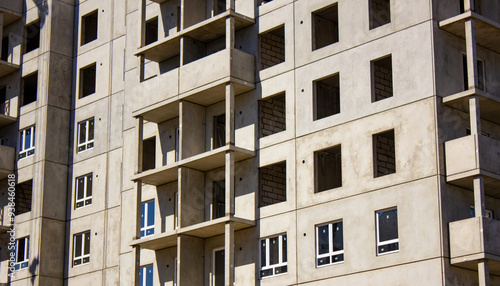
139;264;153;286
140;200;154;237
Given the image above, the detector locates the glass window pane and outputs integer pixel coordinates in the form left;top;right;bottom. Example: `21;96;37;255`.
261;240;266;267
26;237;29;259
77;178;85;199
139;267;143;286
74;234;82;257
17;239;25;262
146;265;153;286
332;222;343;251
140;203;145;228
269;237;278;265
25;130;31;149
378;209;398;242
147;201;154;227
88;119;94;140
317;225;329;255
87;175;92;197
79;122;86;144
282;235;287;263
84;232;90;255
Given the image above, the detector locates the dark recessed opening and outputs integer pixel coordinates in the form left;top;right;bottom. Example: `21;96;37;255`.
81;10;98;45
462;54;485;91
259;25;285;70
314;73;340;120
213;114;226;149
369;0;391;29
312;4;339;50
16;180;33;215
372;55;393;102
259;161;286;207
373;130;396;177
145;17;158;45
22;72;38;106
142;137;156;171
1;37;8;61
25;20;40;53
80;63;96;98
315;145;342;193
259;92;286;138
212;180;225;219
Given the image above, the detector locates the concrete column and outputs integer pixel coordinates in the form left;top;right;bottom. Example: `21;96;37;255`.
465;19;478;90
473;176;486;217
226;16;235;50
0;13;4;60
134;181;143;286
478;259;490;286
227;0;235;11
225;151;234;215
137;117;144;173
464;0;475;12
139;0;146;47
224;221;234;286
469;95;481;135
225;83;234;145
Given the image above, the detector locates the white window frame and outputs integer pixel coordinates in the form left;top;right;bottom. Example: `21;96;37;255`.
141;200;155;237
73;231;90;266
77;118;94;153
376;208;399;255
259;233;287;279
15;236;29;270
19;125;35;159
139;264;153;286
212;247;225;286
315;220;344;267
75;173;92;209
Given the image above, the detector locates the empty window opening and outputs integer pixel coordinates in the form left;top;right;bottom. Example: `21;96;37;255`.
213;249;225;286
314;73;340;120
139;265;154;286
81;10;98;45
142;137;156;171
260;234;287;278
259;162;286;207
315;145;342;193
212;180;225;219
376;208;398;255
77;118;95;153
316;221;344;267
22;72;38;106
312;4;339;50
373;130;395;177
19;125;35;159
0;86;6;115
213;114;226;149
260;26;285;70
470;206;493;218
213;0;226;16
73;231;90;266
15;237;29;270
372;56;393;102
463;55;485;91
145;17;158;46
80;63;96;98
259;92;286;137
140;200;155;237
75;173;92;209
369;0;391;29
25;20;40;53
15;180;33;215
1;37;8;61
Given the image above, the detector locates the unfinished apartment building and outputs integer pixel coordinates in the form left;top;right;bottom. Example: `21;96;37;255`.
0;0;499;285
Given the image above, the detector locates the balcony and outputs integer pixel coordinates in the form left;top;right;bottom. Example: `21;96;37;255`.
135;10;254;63
449;216;500;275
0;145;15;180
0;0;22;26
0;60;19;78
178;48;254;104
133;145;254;186
445;134;500;196
0;113;15;128
439;11;500;53
130;215;255;250
443;88;500;125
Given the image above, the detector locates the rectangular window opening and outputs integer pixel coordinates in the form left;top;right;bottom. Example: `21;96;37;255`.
145;17;158;46
15;180;33;215
25;20;40;53
212;180;225;219
259;92;286;138
259;162;286;207
259;25;285;70
312;4;339;50
373;130;396;177
139;264;154;286
79;63;96;98
376;208;398;255
73;231;90;266
213;114;225;149
15;237;29;270
462;54;485;91
372;55;393;102
75;173;92;209
81;10;98;45
0;86;6;115
260;234;287;278
140;200;155;237
2;36;9;61
213;248;225;286
315;145;342;193
142;137;156;171
369;0;391;29
22;72;38;106
214;0;226;16
19;125;35;159
316;221;344;267
470;206;494;219
314;73;340;120
77;118;95;153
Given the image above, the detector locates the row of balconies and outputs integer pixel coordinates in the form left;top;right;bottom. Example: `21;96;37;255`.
441;1;500;277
